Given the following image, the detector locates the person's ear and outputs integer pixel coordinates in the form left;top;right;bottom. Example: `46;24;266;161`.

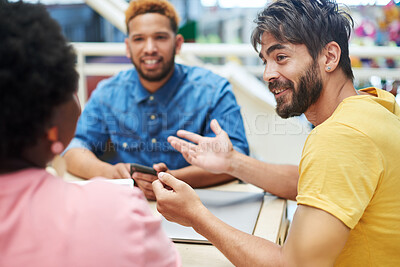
323;41;341;73
174;34;184;55
125;38;132;59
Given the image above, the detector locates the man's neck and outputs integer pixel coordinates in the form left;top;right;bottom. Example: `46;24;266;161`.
305;73;356;126
140;78;166;94
139;67;175;94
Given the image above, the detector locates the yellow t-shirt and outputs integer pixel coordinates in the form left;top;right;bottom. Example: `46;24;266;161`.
297;88;400;266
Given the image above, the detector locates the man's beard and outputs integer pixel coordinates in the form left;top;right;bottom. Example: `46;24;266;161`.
269;61;323;119
133;48;176;82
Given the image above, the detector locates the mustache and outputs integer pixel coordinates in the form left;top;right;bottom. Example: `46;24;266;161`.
268;79;294;91
140;54;162;60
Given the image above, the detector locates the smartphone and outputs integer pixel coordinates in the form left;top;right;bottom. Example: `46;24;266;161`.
130;163;157;176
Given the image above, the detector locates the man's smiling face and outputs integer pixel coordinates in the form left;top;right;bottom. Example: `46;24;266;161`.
125;13;181;83
260;32;323;118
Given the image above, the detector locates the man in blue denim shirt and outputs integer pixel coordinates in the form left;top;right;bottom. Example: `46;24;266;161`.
63;0;249;199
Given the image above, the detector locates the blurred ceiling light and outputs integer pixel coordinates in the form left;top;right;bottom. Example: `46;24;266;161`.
201;0;217;6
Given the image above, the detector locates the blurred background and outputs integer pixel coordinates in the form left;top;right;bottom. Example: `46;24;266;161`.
14;0;400;97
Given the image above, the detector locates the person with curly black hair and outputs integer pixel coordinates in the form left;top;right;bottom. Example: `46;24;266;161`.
0;2;179;266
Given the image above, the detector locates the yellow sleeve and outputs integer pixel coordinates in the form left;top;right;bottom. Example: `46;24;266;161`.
296;122;384;229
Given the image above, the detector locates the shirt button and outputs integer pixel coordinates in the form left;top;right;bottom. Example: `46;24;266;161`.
122;142;128;148
151;138;157;143
150;114;156;120
149;96;154;101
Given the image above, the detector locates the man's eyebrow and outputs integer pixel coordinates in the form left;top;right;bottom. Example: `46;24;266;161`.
129;33;143;38
130;31;170;37
266;44;286;55
154;31;170;35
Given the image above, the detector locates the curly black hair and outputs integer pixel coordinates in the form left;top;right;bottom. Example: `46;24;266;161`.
0;1;78;159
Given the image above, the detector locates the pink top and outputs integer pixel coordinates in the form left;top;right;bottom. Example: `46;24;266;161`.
0;168;180;267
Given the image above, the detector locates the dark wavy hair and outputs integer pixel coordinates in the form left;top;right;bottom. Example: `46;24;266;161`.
251;0;354;80
0;1;78;159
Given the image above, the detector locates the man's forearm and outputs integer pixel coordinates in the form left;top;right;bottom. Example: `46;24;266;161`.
228;151;299;200
63;148;114;179
193;206;283;267
170;165;234;188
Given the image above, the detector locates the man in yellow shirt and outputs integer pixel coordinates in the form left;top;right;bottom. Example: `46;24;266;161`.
151;0;400;266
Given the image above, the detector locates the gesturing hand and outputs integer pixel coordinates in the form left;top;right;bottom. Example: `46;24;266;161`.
152;172;206;227
167;119;234;174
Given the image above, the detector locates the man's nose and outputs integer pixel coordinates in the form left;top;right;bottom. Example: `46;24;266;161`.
263;64;279;83
144;38;157;54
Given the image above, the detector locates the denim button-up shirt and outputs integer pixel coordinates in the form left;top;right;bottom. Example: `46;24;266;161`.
66;64;249;170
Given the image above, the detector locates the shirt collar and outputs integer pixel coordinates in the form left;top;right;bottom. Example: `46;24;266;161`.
133;64;185;106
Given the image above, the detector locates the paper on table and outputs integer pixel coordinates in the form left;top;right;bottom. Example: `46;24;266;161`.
69;178;134;188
